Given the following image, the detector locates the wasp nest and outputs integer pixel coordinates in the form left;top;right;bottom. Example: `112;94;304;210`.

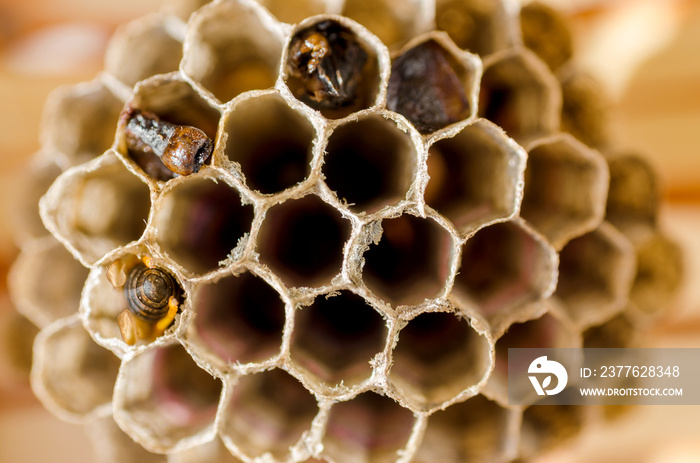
8;0;682;462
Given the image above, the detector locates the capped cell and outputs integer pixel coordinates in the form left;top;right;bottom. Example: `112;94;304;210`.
114;342;222;453
520;133;609;250
323;113;418;214
223;92;315;195
182;0;284;103
388;311;492;411
188;270;285;369
257;194;351;288
40;152;151;266
425;119;526;234
387;35;479;134
362;214;454;307
220;369;319;460
322;391;416;463
152;174;254;277
478;49;560;143
290;290;387;392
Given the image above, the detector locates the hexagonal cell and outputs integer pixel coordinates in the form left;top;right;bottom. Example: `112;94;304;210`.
11;158;61;244
40;152;151;266
341;0;423;48
519;1;573;71
220;369;319;460
223;93;315;195
152;175;254;276
323;113;418;214
257;195;351;288
560;69;610;149
189;270;285;368
9;235;89;327
387;36;478;134
170;439;242;463
451;220;557;321
114;343;222;452
283;18;382;119
88;415;168;463
413;394;515;463
628;230;683;315
520;134;609;250
556;222;636;328
388;311;491;411
606;154;658;232
520;392;586;457
583;312;636;349
182;0;283;103
425;119;525;233
118;74;221;182
32;317;120;421
289;290;387;390
257;0;325;24
42;80;123;167
478;49;559;143
105;14;183;88
435;0;515;56
362;214;453;306
322;391;416;463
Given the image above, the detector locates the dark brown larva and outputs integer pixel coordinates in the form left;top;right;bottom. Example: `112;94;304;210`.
125;261;180;322
121;106;214;180
286;20;368;110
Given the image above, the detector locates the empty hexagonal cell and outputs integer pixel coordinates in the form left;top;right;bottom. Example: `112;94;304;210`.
189;270;285;368
42;80;123;167
220;369;319;460
40;153;151;266
435;0;515;56
153;175;254;276
520;134;609;250
556;222;636;328
387;36;478;134
519;2;573;71
362;214;453;306
560;69;610;149
182;0;283;103
257;195;351;288
425;119;525;233
12;159;61;243
257;0;325;24
414;394;515;463
478;49;559;143
88;415;168;463
389;311;491;411
322;391;416;463
606;154;658;232
520;392;586;457
118;75;221;182
82;251;186;351
290;290;387;390
629;230;682;315
223;93;315;194
115;343;222;452
323;114;418;214
283;18;382;119
451;220;557;321
32;317;120;421
105;14;183;87
9;236;89;327
341;0;423;48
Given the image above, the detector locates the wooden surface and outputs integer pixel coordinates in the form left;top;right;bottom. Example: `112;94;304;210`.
1;0;699;462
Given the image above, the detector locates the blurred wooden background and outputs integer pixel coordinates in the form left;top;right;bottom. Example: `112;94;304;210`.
1;0;699;462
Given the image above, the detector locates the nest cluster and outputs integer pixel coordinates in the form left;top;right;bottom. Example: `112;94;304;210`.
9;0;682;462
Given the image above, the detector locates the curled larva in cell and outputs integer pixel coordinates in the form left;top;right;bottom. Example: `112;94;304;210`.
107;255;182;345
